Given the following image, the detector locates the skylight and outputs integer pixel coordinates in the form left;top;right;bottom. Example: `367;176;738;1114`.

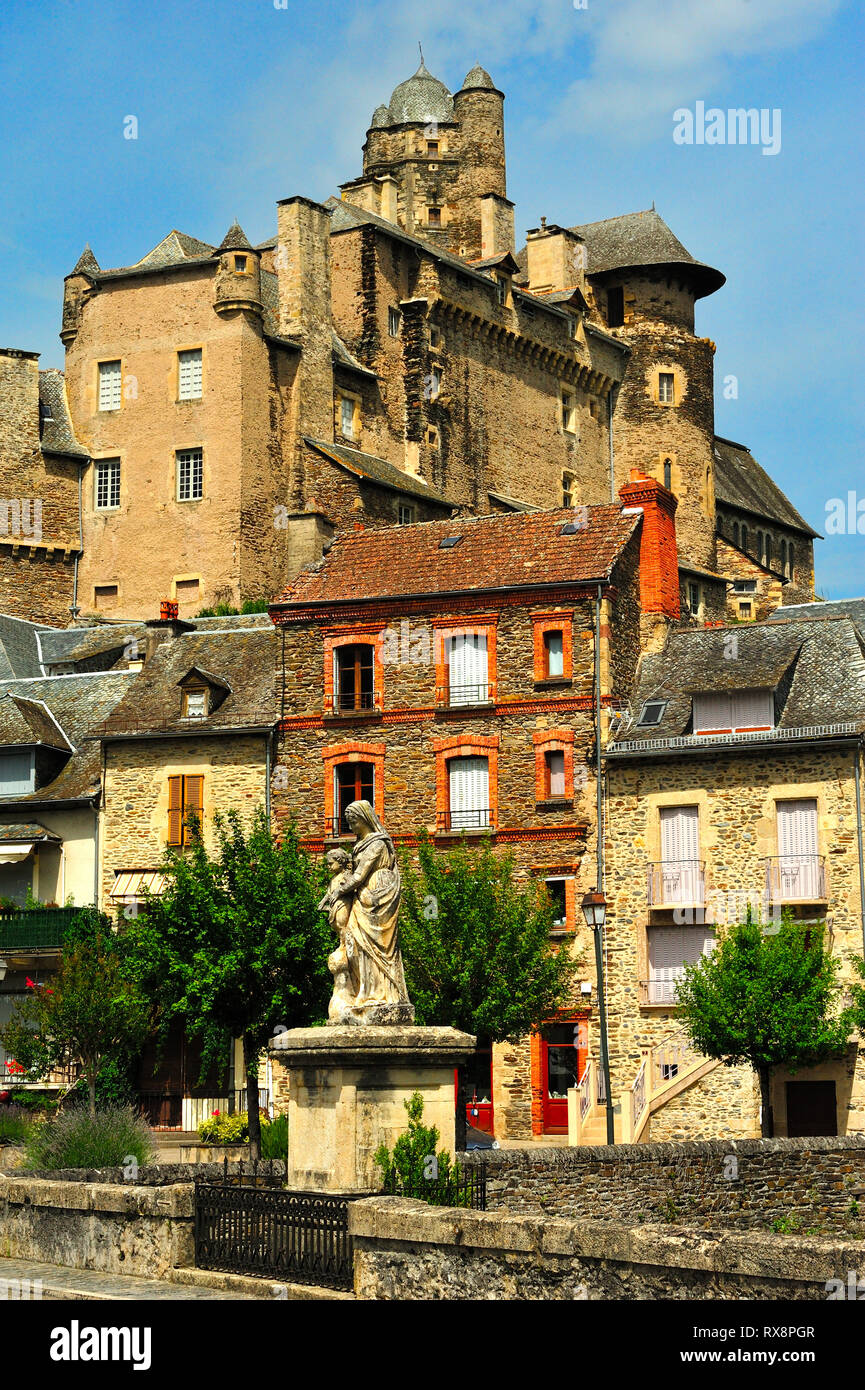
439;536;463;549
637;700;667;727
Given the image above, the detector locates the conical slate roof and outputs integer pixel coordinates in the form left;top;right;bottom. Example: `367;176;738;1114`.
388;59;453;124
215;221;254;254
460;64;495;91
370;104;390;129
71;244;100;275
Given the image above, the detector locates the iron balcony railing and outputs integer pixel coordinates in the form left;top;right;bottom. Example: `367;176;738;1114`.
436;683;491;708
764;855;827;903
647;860;706;907
437;808;494;832
332;690;376;714
0;907;82;951
612;722;860;754
639;978;682;1006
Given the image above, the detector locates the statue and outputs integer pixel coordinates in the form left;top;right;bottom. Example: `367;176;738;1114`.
318;801;414;1025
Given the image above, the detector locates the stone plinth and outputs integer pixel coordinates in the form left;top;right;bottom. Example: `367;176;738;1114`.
270;1025;476;1193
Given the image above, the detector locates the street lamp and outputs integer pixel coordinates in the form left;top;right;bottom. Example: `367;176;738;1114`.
581;890;615;1144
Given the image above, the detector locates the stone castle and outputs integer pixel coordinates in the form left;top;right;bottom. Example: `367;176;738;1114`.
1;57;817;629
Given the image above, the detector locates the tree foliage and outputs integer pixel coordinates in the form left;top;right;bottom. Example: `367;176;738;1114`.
675;912;853;1136
121;807;331;1156
0;910;151;1119
399;834;577;1041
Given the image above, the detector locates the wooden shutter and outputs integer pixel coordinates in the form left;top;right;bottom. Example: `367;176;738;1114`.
183;775;204;843
167;776;184;846
731;689;773;731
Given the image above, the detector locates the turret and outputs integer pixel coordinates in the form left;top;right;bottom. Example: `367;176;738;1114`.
212;222;262;319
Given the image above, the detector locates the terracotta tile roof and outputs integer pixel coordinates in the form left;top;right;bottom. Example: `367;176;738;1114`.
271;506;640;611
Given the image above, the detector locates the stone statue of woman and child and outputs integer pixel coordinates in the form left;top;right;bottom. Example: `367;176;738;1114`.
317;800;415;1026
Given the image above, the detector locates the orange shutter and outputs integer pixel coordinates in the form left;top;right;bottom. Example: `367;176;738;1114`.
183;775;204;844
167;776;183;846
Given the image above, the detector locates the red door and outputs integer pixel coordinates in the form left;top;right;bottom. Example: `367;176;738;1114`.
541;1023;586;1134
465;1045;494;1134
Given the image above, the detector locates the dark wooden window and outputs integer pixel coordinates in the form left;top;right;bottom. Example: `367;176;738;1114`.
335;644;375;711
335;762;374;832
606;287;624;327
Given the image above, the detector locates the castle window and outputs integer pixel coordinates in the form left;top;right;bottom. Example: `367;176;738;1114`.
787;542;795;577
779;538;787;575
426;426;439;448
658;373;675;405
606;287;624;328
94;458;121;510
495;277;506;306
388;306;401;337
97;360;122;412
732;520;740;546
177;349;202;401
428;207;442;227
338;394;360;440
562;471;575;507
566;315;577;340
397;503;415;526
94;584;118;608
757;530;764;564
764;534;772;567
234;255;248;273
429;325;442;349
663;458;672;490
427;367;441;401
560;387;577;434
176;448;204;502
426;140;439;157
741;523;748;550
687;583;703;619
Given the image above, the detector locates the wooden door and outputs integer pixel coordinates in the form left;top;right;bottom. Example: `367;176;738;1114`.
785;1080;837;1137
541;1023;586;1133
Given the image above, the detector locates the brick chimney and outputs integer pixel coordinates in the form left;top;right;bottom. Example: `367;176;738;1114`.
619;470;680;620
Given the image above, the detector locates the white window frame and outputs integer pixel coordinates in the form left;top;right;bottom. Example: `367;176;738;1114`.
397;502;415;525
544;876;569;928
178;349;203;401
176;448;204;502
448;755;490;830
446;633;489;706
658;372;675;405
94;458;121;510
544;630;565;679
560;387;577;434
98;360;122;412
183;688;208;720
340;395;358;440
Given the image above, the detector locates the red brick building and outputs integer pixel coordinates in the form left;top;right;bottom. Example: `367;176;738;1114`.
270;474;680;1139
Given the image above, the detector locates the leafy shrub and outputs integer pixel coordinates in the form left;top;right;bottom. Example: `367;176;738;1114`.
260;1112;288;1160
198;1110;250;1145
70;1055;137;1111
23;1104;155;1171
374;1092;470;1208
0;1105;34;1145
5;1090;57;1114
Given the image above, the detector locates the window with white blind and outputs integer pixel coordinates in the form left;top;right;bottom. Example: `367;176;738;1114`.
446;634;489;705
340;395;357;439
448;755;490;830
545;750;566;798
98;360;122;411
692;689;774;734
543;631;564;678
776;799;821;899
178;349;203;401
658;372;675;405
647;925;714;1004
657;806;702;904
94;458;121;510
176;448;203;501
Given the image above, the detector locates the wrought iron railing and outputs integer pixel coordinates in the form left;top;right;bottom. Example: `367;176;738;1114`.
639;978;681;1006
325;816;354;838
611;722;859;753
0;907;82;951
332;690;376;713
578;1058;593;1121
437;683;491;707
631;1058;647;1132
650;1035;702;1091
647;860;705;907
764;855;827;903
195;1168;358;1290
437;808;494;832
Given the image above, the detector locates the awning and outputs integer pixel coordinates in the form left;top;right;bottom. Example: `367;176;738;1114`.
0;845;35;866
109;870;167;900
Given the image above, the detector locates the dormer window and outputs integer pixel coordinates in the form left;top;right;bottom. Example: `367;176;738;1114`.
183;688;208;720
692;689;774;735
0;751;35;796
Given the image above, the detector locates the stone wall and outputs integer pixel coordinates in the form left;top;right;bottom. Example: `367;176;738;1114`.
459;1136;865;1232
349;1194;865;1300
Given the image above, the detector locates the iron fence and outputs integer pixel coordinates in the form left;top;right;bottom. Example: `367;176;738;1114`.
380;1163;487;1210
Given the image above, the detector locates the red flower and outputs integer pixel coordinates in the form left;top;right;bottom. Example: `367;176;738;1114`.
212;1109;220;1116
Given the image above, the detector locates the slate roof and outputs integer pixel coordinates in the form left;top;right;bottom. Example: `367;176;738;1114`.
215;222;253;254
96;627;279;738
0;822;59;842
569;209;725;298
460;65;496;91
713;437;819;537
0;672;134;802
271;506;640;611
387;60;454;124
0;617;54;680
0;694;73;751
610;617;865;750
91;230;217;279
38;370;88;459
41;624;150;672
303;438;454;509
771;599;865;641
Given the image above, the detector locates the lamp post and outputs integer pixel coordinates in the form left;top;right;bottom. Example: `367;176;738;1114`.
581;890;615;1144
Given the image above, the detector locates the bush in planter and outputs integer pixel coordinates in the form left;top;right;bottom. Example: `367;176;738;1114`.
23;1104;155;1171
198;1110;250;1145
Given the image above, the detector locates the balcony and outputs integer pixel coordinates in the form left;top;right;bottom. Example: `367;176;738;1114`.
764;855;827;904
330;691;377;715
436;809;494;833
0;907;82;952
647;860;705;909
639;978;682;1007
436;683;492;709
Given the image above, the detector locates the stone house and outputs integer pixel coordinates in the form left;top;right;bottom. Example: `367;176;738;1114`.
268;476;684;1140
602;611;865;1142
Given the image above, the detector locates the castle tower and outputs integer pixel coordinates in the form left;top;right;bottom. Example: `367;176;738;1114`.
339;59;510;261
211;222;262;319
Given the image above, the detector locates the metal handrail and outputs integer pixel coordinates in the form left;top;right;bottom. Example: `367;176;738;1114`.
631;1058;647;1131
612;722;859;754
764;854;827;902
578;1058;593;1121
437;683;491;707
647;860;706;906
437;809;494;831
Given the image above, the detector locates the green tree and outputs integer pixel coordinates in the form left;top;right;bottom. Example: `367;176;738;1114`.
122;807;331;1157
399;834;578;1148
0;910;151;1119
675;912;853;1137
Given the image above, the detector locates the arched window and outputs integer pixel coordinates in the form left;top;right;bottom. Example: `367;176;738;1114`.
757;530;764;564
779;538;787;575
764;534;771;567
741;523;748;551
732;520;740;547
787;542;795;577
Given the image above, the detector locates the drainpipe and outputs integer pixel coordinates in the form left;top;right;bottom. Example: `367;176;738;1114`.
855;741;865;959
607;390;615;503
71;462;85;621
265;733;272;827
594;582;615;1143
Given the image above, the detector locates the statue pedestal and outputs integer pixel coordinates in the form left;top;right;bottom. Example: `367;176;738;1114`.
269;1025;476;1193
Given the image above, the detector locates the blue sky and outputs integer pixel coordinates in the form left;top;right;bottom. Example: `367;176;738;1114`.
1;0;862;597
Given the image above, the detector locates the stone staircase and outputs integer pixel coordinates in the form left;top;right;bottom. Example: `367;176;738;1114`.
568;1038;719;1146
